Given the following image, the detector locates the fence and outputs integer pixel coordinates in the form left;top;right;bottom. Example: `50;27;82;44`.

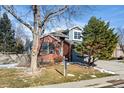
0;52;30;67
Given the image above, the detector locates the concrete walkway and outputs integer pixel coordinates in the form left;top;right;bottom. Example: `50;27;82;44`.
38;60;124;88
39;76;119;88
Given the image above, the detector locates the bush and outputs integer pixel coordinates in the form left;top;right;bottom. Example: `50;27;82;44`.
54;56;63;63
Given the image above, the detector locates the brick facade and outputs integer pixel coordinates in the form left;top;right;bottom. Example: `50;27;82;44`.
38;35;71;63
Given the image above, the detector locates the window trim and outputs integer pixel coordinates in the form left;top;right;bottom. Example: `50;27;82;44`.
74;31;81;40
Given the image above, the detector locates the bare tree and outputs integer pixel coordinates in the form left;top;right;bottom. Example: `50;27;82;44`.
15;24;32;53
15;24;29;40
2;5;92;73
117;28;124;53
2;5;68;73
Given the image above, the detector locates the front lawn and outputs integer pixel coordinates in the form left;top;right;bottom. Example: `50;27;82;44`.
119;61;124;63
0;64;113;88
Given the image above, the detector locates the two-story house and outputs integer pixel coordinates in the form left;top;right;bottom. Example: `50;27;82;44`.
68;27;82;42
38;26;83;63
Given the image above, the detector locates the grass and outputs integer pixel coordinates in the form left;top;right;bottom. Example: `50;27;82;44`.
116;60;124;63
0;64;114;88
120;61;124;63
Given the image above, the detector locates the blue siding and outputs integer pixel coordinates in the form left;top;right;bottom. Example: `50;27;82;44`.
71;50;84;63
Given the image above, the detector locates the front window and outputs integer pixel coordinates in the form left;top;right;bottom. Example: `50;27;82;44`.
74;32;81;39
49;43;55;54
40;42;49;54
40;42;55;54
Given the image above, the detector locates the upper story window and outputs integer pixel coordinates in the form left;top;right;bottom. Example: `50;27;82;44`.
74;32;81;39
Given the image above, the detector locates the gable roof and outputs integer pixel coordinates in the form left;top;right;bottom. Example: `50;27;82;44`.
40;34;61;42
70;26;83;31
50;31;68;38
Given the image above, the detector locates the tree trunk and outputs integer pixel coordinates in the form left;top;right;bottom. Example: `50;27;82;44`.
90;56;95;66
2;5;68;73
88;55;91;65
31;5;40;73
31;34;39;72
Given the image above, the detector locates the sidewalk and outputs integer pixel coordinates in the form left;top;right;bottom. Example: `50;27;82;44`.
38;76;119;88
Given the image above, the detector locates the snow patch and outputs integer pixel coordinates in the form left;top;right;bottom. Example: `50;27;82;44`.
94;67;116;74
0;63;18;68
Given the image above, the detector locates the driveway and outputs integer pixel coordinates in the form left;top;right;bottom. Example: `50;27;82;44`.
96;60;124;75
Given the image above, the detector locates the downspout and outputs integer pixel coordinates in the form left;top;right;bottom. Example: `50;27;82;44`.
69;43;72;62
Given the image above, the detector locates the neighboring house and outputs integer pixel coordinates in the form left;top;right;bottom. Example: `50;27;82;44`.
38;26;83;63
112;44;124;58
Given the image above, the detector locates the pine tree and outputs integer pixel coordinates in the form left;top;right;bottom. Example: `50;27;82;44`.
76;16;118;65
0;13;16;52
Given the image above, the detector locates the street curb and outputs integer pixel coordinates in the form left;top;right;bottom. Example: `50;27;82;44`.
87;83;113;88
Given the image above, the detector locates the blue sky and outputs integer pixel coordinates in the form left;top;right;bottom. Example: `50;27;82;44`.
74;5;124;28
1;5;124;37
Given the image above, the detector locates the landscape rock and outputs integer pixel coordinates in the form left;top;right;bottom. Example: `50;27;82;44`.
67;74;75;77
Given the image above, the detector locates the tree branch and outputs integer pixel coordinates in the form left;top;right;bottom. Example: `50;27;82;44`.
41;6;68;34
2;5;33;32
